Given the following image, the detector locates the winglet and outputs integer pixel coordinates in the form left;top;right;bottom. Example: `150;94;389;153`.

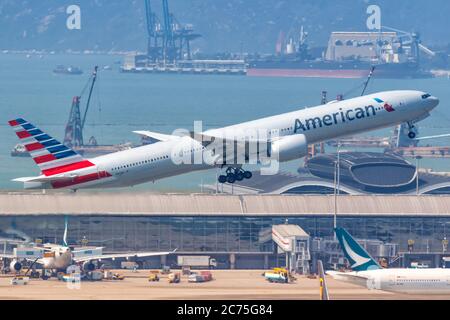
335;228;381;271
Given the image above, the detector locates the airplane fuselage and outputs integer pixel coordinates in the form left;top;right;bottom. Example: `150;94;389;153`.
18;90;439;189
329;268;450;294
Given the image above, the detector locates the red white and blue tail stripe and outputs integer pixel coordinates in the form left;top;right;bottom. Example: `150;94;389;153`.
8;118;95;176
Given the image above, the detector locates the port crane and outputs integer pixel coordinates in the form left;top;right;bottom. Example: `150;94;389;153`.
382;26;436;62
144;0;201;64
63;66;98;147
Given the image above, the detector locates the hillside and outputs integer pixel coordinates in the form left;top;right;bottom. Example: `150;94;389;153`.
0;0;449;53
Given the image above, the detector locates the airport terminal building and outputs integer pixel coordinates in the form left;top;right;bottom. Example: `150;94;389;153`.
1;193;450;270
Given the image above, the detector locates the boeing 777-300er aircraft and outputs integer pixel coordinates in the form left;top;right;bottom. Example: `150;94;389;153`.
327;228;450;294
9;90;439;190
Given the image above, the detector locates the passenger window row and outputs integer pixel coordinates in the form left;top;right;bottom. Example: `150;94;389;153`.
111;155;170;171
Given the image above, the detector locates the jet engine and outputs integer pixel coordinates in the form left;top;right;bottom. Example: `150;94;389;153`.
270;134;308;162
82;261;96;271
9;259;22;272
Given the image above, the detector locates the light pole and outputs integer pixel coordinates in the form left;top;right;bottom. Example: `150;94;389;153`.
415;156;422;195
333;142;341;240
333;160;337;240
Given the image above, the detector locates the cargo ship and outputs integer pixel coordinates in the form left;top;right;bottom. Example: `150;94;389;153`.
248;29;433;79
53;65;83;75
247;59;429;79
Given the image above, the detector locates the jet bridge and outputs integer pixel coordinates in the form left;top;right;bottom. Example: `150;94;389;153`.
272;224;310;274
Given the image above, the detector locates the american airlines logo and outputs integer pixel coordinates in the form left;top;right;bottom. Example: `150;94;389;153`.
294;105;377;133
374;97;395;112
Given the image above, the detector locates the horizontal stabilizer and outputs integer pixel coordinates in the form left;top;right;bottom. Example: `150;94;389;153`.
12;174;78;183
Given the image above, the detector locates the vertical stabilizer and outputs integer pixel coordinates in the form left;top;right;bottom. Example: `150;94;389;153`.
335;228;381;271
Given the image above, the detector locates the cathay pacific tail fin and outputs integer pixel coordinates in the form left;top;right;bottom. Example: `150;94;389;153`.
335;228;381;271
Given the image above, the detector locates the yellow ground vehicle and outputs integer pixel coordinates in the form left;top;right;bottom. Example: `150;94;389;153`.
148;271;160;282
112;273;125;280
264;268;296;283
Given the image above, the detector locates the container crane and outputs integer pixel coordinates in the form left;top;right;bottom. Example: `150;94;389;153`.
144;0;163;63
144;0;201;64
64;66;98;147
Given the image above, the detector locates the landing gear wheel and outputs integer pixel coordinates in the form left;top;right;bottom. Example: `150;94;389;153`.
408;131;416;139
226;174;236;184
218;175;227;184
243;171;252;179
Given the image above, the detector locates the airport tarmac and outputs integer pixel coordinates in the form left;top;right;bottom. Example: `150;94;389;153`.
1;270;449;300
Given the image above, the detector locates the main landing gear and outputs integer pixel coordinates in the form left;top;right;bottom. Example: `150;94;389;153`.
218;167;252;184
407;121;417;139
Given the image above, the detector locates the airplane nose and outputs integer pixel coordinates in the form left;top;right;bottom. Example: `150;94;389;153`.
428;96;440;110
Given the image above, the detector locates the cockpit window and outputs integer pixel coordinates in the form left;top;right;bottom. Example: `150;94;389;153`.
422;93;431;99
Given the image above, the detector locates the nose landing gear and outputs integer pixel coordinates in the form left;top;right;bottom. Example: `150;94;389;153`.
407;121;417;139
218;167;252;184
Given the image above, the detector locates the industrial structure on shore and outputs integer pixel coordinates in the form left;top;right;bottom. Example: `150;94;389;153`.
247;27;436;78
121;0;246;75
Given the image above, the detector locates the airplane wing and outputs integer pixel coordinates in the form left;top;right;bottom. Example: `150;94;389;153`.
413;133;450;141
133;130;180;142
12;175;79;183
0;253;16;259
72;249;176;263
191;132;272;165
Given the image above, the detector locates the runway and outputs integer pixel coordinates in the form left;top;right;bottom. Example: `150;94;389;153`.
1;270;449;300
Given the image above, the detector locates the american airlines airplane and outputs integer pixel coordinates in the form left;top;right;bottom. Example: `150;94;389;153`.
8;90;439;190
327;228;450;294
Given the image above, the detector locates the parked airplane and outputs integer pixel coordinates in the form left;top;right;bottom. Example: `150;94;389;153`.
327;227;450;294
1;218;174;274
9;90;438;190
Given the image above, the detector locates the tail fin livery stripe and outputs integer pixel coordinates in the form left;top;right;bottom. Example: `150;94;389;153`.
53;150;77;159
28;129;44;136
34;134;52;141
16;130;32;139
41;139;60;147
47;145;69;153
34;154;57;164
25;142;45;152
8;118;94;174
42;160;95;176
22;123;35;130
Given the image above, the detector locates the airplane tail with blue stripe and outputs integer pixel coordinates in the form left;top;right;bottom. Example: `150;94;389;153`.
335;228;381;271
8;118;94;177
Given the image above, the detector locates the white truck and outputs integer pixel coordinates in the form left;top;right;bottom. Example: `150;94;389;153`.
177;256;217;269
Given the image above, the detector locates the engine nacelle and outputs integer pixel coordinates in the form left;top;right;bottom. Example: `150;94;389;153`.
270;134;308;162
10;259;22;272
82;261;96;272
